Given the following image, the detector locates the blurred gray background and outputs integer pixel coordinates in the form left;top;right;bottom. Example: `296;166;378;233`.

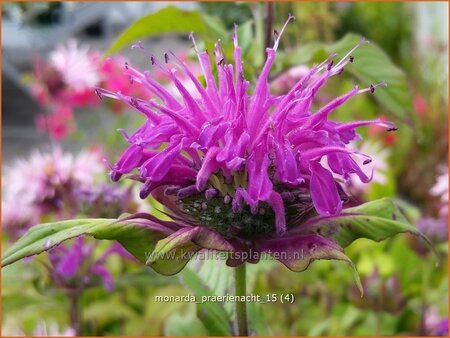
2;1;196;161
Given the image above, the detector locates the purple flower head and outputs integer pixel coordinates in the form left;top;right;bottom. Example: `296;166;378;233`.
417;217;448;244
99;17;395;246
48;237;134;292
424;307;449;336
2;147;104;221
77;183;135;218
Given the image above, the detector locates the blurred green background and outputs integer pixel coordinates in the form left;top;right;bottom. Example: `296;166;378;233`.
2;2;448;336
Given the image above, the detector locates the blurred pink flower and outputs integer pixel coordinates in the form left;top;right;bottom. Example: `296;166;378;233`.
100;57;150;114
424;307;449;336
25;322;75;337
31;40;158;140
430;166;448;217
368;115;397;145
3;147;104;219
271;65;311;95
1;199;39;241
413;94;428;116
36;106;75;141
32;41;101;108
50;40;101;92
349;141;390;192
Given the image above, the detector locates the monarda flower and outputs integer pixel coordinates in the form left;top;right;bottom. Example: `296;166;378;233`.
96;17;398;276
36;106;76;141
47;237;133;292
2;147;104;219
32;40;102;108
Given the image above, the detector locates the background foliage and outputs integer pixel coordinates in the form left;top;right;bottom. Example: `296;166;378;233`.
2;2;448;336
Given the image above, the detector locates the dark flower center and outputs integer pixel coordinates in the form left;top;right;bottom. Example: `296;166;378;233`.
179;194;277;239
177;187;318;240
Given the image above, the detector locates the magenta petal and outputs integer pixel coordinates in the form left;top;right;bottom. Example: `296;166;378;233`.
142;71;182;110
216;128;234;162
328;152;371;183
274;140;302;186
113;144;143;175
197;51;219;103
196;147;221;191
226;157;245;171
168;69;208;122
310;162;343;216
139;167;195;199
55;237;85;278
306;87;359;129
246;48;275;135
205;188;218;200
247;148;273;202
198;122;229;148
140;138;183;180
266;191;286;235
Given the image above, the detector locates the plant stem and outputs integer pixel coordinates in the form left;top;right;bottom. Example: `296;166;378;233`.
235;264;248;336
264;2;275;52
69;291;82;335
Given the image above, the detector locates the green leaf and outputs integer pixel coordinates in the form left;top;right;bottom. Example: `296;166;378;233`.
186;257;275;334
1;218;168;267
82;295;136;327
306;198;431;249
326;33;415;126
146;227;234;276
237;20;254;57
181;268;233;336
164;313;208;336
281;41;323;65
282;33;415;125
200;12;228;41
106;6;208;55
248;302;272;336
188;258;234;313
146;235;199;276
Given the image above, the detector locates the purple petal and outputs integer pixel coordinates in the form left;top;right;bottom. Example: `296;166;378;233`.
305;86;359;129
247;49;275;135
327;152;372;183
140;137;183;180
112;144;143;176
274;140;302;186
310;162;343;216
247;148;273;202
266;191;286;235
196;147;221;191
55;237;85;278
90;264;114;291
